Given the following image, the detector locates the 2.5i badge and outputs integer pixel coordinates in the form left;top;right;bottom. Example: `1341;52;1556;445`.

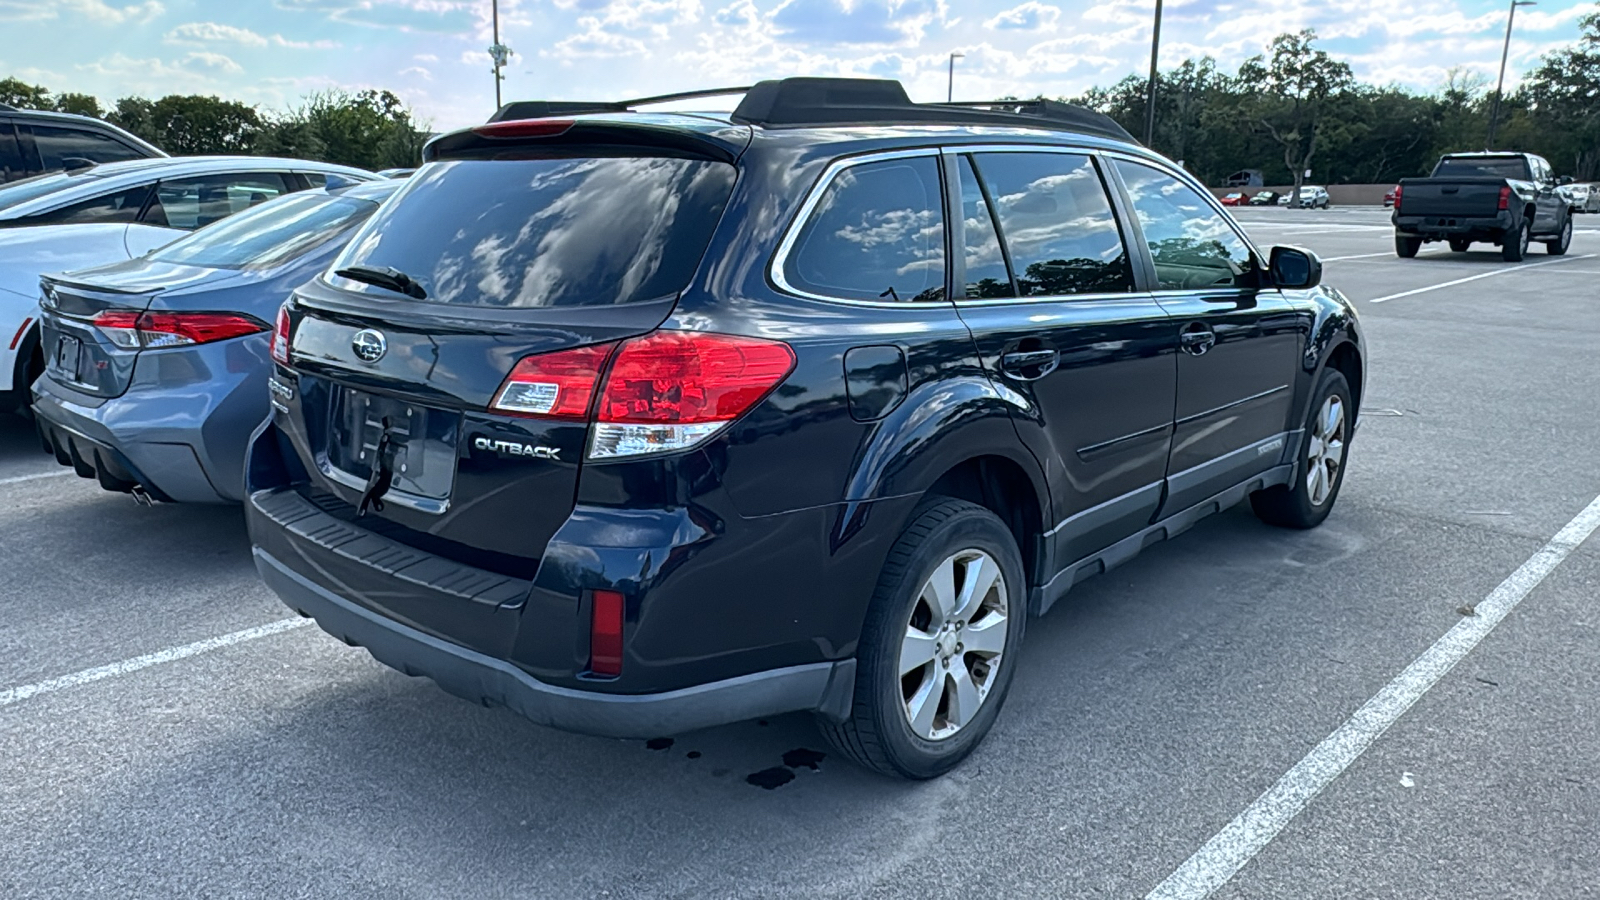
473;436;561;460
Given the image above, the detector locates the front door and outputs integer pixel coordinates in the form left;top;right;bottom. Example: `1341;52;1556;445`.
949;149;1178;567
1109;158;1304;514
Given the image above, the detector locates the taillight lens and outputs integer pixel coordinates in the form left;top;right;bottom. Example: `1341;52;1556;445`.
588;589;625;677
272;305;292;365
1498;186;1512;211
1392;185;1402;211
590;331;795;459
472;119;574;139
94;310;266;350
491;342;617;419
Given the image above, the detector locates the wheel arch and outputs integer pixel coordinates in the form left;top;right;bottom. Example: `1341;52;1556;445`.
922;454;1047;591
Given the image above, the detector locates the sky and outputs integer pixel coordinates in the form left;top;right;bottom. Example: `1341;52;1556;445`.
0;0;1594;131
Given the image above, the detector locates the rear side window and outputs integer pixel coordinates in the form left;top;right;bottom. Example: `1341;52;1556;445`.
0;122;25;182
22;184;151;226
29;125;147;169
972;151;1134;297
145;173;291;230
332;155;736;308
149;192;378;270
783;155;946;303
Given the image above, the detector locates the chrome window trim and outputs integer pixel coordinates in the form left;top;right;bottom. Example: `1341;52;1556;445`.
768;147;951;308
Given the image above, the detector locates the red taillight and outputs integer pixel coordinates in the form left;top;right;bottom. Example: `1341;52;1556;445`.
1498;186;1512;211
491;342;618;419
589;589;625;677
1392;185;1402;211
590;331;796;459
272;305;292;365
472;119;574;139
94;310;268;350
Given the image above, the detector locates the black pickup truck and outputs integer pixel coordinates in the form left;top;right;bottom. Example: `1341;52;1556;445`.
1392;152;1575;261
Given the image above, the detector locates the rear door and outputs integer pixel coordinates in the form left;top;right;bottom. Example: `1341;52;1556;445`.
276;153;738;578
1108;157;1303;514
950;148;1177;566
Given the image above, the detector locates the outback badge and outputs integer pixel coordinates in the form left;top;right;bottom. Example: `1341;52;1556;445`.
474;436;561;460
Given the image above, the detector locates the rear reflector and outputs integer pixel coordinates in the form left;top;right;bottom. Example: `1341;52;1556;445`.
9;316;33;351
492;342;617;419
472;119;575;139
94;310;267;350
590;331;795;459
589;589;625;677
271;305;292;365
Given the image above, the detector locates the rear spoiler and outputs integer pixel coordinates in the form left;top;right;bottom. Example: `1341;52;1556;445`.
423;116;750;164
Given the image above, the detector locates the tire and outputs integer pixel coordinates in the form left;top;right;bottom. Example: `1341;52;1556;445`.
1251;368;1352;530
818;498;1027;779
1546;213;1572;256
1502;220;1530;262
1448;238;1471;253
1395;235;1421;258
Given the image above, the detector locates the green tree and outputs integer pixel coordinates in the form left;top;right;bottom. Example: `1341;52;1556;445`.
51;92;102;118
0;77;51;109
1520;11;1600;180
270;89;428;170
1238;30;1356;198
107;95;263;154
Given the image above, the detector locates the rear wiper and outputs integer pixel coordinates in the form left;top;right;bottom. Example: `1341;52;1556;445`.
335;264;428;300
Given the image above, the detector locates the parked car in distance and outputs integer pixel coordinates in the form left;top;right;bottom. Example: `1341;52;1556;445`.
1219;191;1247;206
1383;185;1399;207
246;78;1365;779
1249;190;1280;206
1392;151;1574;261
32;179;402;502
1558;181;1598;213
0;156;378;412
1279;185;1329;209
0;103;165;183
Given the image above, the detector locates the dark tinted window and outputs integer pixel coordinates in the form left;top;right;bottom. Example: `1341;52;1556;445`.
1113;159;1257;291
144;173;291;230
0;123;26;183
973;152;1134;297
958;156;1013;299
785;156;946;303
1432;156;1532;180
150;192;377;270
333;155;735;308
30;125;147;170
23;184;150;225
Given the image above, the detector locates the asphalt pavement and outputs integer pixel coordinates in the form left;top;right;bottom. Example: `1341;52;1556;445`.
1;205;1597;899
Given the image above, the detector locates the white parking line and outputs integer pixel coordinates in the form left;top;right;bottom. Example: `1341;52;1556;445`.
1145;491;1600;900
0;470;73;487
1322;248;1445;261
0;617;313;709
1368;254;1595;303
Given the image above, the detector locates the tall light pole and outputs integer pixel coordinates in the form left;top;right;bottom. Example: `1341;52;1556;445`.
1144;0;1163;147
1487;0;1537;147
947;52;965;102
488;0;512;111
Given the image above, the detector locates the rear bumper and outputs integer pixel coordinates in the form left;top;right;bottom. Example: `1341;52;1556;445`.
1392;211;1512;238
254;546;855;738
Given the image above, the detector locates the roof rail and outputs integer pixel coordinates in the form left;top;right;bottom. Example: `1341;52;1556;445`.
489;78;1137;144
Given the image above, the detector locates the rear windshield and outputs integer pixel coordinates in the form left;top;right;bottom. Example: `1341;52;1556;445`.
149;192;378;270
1433;157;1531;180
330;155;736;308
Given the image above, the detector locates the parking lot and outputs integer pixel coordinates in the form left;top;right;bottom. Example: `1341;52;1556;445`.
2;204;1597;899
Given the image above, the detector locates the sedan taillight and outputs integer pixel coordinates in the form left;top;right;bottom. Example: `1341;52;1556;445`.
94;310;268;350
271;305;292;365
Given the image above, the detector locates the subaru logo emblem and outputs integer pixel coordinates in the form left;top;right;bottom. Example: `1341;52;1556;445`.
352;329;387;363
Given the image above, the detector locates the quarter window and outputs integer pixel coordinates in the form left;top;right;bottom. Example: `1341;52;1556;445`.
23;185;152;226
971;152;1135;297
1112;159;1258;291
784;156;946;303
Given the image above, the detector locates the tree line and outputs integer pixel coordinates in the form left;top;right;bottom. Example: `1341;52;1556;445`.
0;80;428;172
1073;14;1600;191
3;13;1596;187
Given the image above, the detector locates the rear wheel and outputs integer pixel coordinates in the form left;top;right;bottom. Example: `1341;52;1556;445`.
1251;368;1352;530
1395;235;1421;258
1502;220;1530;262
1546;214;1572;256
1448;238;1471;252
819;498;1026;779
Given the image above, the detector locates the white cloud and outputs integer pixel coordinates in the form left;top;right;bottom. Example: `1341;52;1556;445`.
400;65;433;79
985;2;1060;32
0;0;163;24
164;21;341;49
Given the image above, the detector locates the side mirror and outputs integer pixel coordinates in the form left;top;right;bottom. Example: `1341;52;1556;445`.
1270;245;1322;290
1558;175;1575;186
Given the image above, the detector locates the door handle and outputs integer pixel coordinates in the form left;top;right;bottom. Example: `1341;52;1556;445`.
1179;326;1216;356
1000;348;1060;379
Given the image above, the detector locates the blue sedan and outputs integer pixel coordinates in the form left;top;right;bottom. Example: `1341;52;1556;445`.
32;178;402;503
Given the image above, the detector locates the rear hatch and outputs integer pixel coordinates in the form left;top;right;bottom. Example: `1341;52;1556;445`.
275;138;741;579
1396;178;1508;218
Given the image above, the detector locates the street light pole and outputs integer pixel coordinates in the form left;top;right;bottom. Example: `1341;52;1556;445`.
1144;0;1163;147
947;52;964;103
488;0;512;111
1487;0;1537;148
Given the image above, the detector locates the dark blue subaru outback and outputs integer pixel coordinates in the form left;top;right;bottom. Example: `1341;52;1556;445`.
248;79;1363;778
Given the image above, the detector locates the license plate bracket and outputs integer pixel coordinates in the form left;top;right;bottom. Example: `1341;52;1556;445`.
52;335;81;382
326;388;458;503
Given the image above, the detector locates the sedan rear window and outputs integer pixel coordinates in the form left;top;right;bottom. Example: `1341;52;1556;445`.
1432;157;1532;180
149;192;380;270
330;155;736;308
